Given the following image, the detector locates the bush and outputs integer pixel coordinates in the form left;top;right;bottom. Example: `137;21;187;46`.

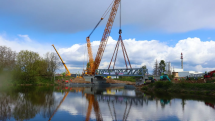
163;81;173;89
155;81;164;88
178;82;187;88
142;86;148;90
155;81;172;89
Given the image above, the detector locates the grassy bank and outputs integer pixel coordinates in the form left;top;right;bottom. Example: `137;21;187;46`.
142;81;215;96
114;76;137;82
55;76;75;80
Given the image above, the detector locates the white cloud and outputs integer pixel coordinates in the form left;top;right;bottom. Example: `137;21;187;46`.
59;37;215;73
1;34;215;73
0;34;54;56
18;34;32;42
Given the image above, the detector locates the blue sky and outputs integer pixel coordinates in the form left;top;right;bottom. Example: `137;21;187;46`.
1;0;215;74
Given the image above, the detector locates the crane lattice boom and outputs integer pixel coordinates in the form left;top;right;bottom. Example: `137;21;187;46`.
93;0;121;74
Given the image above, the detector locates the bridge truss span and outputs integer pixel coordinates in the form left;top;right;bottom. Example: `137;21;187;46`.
95;68;148;77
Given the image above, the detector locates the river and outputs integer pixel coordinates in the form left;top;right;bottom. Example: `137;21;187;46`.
1;86;215;121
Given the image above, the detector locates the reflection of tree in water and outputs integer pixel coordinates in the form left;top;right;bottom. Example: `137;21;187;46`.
0;86;57;121
0;93;12;121
40;92;56;118
13;94;40;121
181;98;186;111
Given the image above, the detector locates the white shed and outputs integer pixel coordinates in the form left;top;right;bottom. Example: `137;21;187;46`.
178;71;190;77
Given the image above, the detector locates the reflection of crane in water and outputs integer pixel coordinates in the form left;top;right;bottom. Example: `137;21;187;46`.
48;87;144;121
48;91;70;121
49;87;83;121
107;100;132;121
48;87;103;121
85;94;103;121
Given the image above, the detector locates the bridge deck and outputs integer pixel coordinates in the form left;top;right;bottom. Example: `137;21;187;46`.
95;68;148;77
95;94;145;105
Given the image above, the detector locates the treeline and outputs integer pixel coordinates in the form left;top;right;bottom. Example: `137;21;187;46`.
0;46;60;84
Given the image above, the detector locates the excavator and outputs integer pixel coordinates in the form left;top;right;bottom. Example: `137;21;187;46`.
85;0;122;76
204;70;215;79
160;74;171;81
52;44;71;76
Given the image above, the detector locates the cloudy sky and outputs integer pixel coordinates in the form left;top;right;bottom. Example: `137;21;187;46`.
1;0;215;73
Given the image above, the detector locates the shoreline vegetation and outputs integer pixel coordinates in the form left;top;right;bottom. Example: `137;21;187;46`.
0;45;61;85
141;81;215;96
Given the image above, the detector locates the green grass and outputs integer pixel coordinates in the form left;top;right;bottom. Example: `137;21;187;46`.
55;76;75;80
114;76;137;82
206;79;215;83
142;81;215;95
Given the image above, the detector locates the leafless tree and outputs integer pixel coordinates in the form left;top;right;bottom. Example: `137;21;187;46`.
0;93;12;121
44;52;60;77
153;59;159;76
0;46;16;71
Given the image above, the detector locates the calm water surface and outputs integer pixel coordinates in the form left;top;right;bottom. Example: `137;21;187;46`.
1;86;215;121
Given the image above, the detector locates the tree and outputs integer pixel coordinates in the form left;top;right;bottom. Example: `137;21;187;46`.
159;60;166;75
0;46;16;71
15;50;41;83
153;60;159;76
141;65;147;75
44;52;60;77
142;65;147;69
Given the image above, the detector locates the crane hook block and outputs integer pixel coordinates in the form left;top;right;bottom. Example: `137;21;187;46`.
101;18;104;20
119;29;122;34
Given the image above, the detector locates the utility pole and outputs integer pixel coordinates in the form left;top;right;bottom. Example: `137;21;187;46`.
181;53;183;69
54;73;55;81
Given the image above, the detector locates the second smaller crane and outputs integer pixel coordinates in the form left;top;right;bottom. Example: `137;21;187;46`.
52;44;71;76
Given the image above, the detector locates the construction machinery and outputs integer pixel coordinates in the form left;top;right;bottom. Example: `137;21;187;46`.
85;0;122;75
160;74;171;81
143;76;156;85
204;70;215;78
148;76;156;83
52;44;71;76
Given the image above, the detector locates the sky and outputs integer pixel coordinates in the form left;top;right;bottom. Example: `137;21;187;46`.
0;0;215;74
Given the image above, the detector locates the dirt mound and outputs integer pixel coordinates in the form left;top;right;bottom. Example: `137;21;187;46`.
106;79;135;85
70;77;90;83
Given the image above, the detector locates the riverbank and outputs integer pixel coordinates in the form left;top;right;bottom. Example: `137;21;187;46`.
141;81;215;96
114;76;136;82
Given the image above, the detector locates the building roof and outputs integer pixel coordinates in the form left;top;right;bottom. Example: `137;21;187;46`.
173;68;183;72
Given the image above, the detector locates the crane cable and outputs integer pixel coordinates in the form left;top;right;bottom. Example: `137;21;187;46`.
119;0;122;34
88;0;115;38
